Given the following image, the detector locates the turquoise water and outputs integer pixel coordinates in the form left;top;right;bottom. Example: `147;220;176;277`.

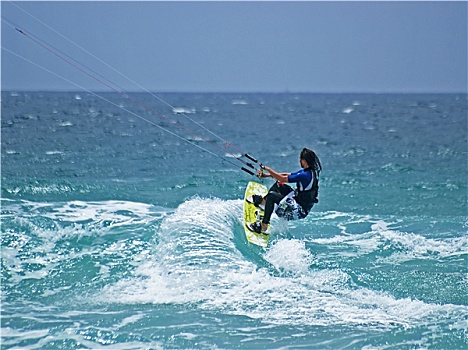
1;92;467;349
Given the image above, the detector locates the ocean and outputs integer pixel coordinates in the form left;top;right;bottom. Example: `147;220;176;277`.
1;91;467;349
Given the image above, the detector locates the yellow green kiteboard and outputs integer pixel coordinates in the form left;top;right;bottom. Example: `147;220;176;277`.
243;181;271;247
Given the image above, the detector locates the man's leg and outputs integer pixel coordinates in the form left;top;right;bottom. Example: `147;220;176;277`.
261;191;284;228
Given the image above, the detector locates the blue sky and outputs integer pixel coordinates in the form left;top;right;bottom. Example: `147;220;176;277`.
2;1;467;93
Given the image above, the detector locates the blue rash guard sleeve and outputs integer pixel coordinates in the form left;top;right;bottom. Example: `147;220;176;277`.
287;169;312;190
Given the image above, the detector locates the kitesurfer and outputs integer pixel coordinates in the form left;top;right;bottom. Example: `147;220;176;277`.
247;148;321;234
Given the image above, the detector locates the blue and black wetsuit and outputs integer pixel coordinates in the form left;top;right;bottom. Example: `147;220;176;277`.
262;168;318;225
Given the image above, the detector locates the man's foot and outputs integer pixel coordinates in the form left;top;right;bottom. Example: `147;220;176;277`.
246;195;265;210
247;222;269;235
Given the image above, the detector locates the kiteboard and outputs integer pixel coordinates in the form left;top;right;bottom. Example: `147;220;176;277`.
243;181;271;247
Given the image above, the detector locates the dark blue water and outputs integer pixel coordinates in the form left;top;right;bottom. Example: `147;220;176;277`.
1;92;467;349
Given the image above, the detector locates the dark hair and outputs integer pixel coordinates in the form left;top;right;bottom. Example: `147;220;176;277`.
300;148;322;175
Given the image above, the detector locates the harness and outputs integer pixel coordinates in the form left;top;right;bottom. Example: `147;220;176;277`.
275;168;319;220
293;168;319;213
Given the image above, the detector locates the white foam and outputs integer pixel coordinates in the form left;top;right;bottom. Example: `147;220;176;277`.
100;198;248;305
37;200;166;226
265;239;313;274
342;106;355;114
369;220;467;260
172;107;195;114
114;313;145;330
98;199;465;329
2;199;170;291
231;99;248;105
311;217;467;262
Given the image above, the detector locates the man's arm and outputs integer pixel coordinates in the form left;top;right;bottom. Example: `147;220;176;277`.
261;166;290;183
